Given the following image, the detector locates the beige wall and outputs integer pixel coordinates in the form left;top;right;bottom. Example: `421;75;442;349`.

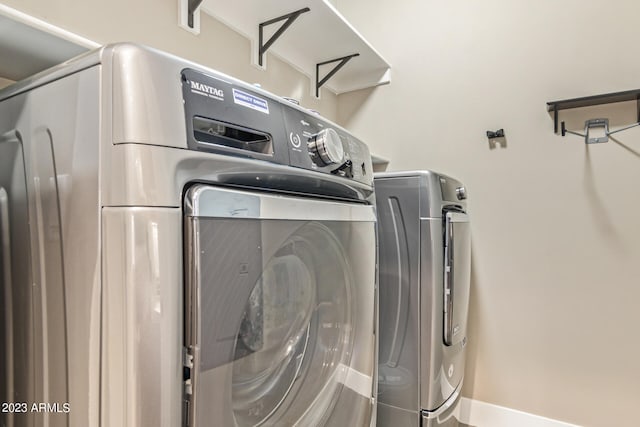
336;0;640;426
0;0;338;119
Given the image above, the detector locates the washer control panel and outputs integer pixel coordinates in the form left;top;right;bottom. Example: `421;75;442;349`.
182;68;373;187
283;108;372;186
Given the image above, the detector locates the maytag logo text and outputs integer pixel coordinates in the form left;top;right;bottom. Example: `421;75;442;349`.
190;81;224;100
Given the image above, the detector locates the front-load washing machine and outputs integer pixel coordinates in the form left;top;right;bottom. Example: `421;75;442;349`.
374;171;471;427
0;43;377;427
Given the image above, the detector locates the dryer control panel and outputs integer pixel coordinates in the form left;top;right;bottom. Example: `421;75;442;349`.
181;68;373;187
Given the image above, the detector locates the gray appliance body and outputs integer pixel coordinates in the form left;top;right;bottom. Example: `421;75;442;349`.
0;43;377;427
374;171;471;427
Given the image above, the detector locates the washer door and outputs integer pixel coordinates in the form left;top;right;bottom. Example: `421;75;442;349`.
183;185;376;427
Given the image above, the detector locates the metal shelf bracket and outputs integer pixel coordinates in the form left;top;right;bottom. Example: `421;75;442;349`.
187;0;204;28
315;53;360;97
178;0;204;33
259;8;310;67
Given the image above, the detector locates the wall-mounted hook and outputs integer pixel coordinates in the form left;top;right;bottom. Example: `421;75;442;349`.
486;129;504;139
486;128;507;149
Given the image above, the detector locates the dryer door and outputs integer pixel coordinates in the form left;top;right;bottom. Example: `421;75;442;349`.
183;185;377;427
443;210;471;347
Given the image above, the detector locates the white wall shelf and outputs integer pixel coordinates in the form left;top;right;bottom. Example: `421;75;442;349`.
0;4;98;82
184;0;391;97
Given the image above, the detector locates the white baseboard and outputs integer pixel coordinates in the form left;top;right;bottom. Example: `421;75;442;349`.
456;398;582;427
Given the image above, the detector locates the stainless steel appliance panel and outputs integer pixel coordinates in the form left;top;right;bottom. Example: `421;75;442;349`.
0;131;35;427
0;66;101;427
375;176;421;414
101;207;183;427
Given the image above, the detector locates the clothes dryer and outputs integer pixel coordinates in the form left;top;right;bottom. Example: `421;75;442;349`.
0;43;377;427
374;171;471;427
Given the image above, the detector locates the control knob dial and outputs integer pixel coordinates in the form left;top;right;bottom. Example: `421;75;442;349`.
308;128;345;165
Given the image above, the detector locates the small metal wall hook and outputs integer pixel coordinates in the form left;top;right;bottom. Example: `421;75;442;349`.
486;129;504;139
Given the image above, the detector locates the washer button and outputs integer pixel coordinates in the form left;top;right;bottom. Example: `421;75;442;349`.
289;132;301;148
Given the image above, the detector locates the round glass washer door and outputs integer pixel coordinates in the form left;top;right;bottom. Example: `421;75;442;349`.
231;222;354;426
